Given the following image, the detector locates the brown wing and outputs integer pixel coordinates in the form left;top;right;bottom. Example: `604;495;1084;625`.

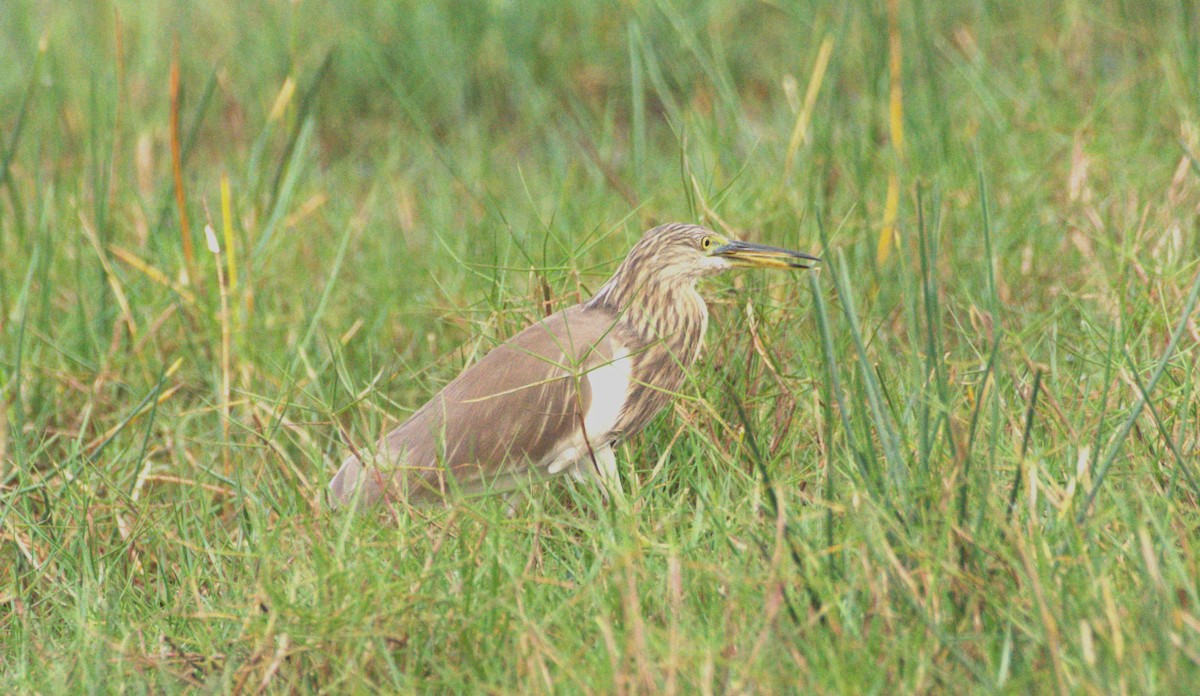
329;304;631;506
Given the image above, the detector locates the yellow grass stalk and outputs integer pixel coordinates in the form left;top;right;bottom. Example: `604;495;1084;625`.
283;192;327;229
108;245;197;305
785;35;834;178
879;174;901;264
887;0;906;158
879;0;906;265
220;174;237;296
268;76;296;123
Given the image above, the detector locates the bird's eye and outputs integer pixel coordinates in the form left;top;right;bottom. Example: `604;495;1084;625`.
701;237;712;250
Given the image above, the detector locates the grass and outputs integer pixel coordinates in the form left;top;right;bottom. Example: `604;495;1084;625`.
2;0;1200;691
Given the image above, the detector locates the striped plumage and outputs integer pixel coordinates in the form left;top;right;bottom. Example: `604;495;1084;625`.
329;223;817;508
584;224;715;440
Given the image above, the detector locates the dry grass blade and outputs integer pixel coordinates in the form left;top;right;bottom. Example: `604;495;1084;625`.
79;212;138;340
169;37;196;284
108;245;197;305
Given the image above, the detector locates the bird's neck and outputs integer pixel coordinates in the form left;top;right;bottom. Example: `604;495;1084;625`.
586;274;708;364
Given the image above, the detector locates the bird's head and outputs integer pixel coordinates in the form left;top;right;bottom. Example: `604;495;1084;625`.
623;223;820;284
587;222;820;345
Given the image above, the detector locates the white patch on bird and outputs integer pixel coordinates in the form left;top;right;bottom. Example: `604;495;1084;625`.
582;345;632;441
702;255;731;273
546;446;582;476
567;445;625;503
569;445;619;486
545;344;632;477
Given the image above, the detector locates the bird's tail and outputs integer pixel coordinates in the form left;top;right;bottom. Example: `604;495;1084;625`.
328;452;385;509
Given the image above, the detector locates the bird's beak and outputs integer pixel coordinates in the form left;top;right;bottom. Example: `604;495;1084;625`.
711;239;821;270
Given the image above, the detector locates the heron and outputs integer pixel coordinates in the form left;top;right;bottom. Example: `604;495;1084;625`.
329;223;819;508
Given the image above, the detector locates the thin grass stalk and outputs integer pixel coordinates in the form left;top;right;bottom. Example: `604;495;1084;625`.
916;186;935;475
9;244;41;469
631;32;683;128
286;207;356;377
627;21;646;192
784;36;834;179
108;9;124;215
878;0;905;265
253;117;315;263
154;66;218;242
268;51;334;208
204;223;232;476
956;333;1000;529
923;188;960;502
976;158;999;313
220;175;238;299
169;38;196;284
1006;369;1042;524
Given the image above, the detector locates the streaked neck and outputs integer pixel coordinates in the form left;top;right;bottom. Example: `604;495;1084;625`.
586;273;708;364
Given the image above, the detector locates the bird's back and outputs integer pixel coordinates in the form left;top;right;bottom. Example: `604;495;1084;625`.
329;304;641;506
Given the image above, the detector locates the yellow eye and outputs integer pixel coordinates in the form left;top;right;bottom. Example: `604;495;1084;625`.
701;237;712;250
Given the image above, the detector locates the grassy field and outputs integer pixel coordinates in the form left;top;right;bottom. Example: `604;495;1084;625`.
3;0;1200;692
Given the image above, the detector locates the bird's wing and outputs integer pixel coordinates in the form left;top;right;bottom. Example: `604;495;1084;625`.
329;304;632;506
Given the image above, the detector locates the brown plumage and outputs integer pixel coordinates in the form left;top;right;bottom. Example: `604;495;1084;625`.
329;223;818;508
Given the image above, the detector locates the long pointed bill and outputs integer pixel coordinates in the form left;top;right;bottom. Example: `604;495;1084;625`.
711;240;821;269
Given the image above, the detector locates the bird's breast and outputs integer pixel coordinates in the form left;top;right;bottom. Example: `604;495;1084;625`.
582;344;634;441
580;283;710;441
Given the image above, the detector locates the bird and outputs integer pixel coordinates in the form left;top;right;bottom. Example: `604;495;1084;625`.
329;223;819;508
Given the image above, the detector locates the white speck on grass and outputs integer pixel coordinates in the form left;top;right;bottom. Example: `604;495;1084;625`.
205;224;221;254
